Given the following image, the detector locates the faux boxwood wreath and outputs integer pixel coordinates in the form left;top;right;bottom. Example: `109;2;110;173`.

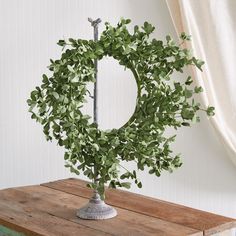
27;19;214;197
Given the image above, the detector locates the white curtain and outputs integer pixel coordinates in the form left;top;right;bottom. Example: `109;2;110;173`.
166;0;236;167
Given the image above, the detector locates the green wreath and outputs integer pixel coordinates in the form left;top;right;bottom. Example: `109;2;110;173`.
27;19;214;197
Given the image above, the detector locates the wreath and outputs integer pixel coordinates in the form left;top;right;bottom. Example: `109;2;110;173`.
27;19;214;198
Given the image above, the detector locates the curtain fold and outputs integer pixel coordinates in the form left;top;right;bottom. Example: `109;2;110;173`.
166;0;236;166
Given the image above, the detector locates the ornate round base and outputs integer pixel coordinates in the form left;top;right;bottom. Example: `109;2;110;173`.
77;190;117;220
77;201;117;220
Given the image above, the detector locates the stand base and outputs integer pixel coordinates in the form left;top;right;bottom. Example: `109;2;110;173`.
77;191;117;220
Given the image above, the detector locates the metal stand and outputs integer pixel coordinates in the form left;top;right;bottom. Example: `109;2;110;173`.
76;18;117;220
76;191;117;220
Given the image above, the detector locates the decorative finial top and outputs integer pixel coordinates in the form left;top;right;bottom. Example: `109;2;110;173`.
88;18;102;27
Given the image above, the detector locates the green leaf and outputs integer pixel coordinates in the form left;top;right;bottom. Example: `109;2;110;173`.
95;46;104;55
120;172;130;179
143;22;155;35
71;76;79;83
181;109;194;120
184;89;193;98
70;166;80;175
191;114;200;124
69;38;77;45
120;17;126;25
92;143;99;151
125;19;131;24
206;106;215;116
194;86;203;93
57;39;66;46
64;152;69;160
109;180;116;189
27;99;33;106
28;103;36;112
180;32;191;41
166;35;171;42
67;65;74;72
193;57;204;71
137;182;142;188
87;183;97;189
149;169;155;174
134;25;139;33
53;122;60;132
42;74;49;84
182;122;190;126
52;92;59;99
121;182;131;189
30;90;38;101
185;76;193;85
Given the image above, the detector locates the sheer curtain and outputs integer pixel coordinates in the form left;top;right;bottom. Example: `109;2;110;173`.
166;0;236;167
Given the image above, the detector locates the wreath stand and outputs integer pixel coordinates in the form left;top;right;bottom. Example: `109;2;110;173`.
27;17;213;221
76;18;117;220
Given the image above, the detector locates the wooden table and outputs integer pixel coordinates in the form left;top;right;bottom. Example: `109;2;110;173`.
0;178;235;236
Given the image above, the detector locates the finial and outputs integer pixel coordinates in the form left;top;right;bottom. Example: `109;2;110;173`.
88;18;102;27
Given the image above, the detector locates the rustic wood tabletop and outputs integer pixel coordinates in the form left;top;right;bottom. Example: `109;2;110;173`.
0;178;235;236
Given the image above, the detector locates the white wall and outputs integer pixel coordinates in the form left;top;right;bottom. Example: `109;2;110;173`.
0;0;236;218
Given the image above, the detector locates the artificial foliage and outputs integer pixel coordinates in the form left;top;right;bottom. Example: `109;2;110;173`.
27;19;214;198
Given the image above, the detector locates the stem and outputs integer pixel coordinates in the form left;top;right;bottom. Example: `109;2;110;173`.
120;61;141;129
118;163;132;173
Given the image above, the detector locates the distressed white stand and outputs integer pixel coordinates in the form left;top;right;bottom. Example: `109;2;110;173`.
76;191;117;220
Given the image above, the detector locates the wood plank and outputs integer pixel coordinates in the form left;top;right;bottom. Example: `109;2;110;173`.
42;178;236;235
0;185;202;236
0;188;111;236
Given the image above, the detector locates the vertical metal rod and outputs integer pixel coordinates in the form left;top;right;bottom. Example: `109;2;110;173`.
88;18;102;189
77;18;117;220
88;18;101;124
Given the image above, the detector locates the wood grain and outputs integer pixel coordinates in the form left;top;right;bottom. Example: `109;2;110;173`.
0;185;201;236
0;178;235;236
0;188;111;236
41;178;236;235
